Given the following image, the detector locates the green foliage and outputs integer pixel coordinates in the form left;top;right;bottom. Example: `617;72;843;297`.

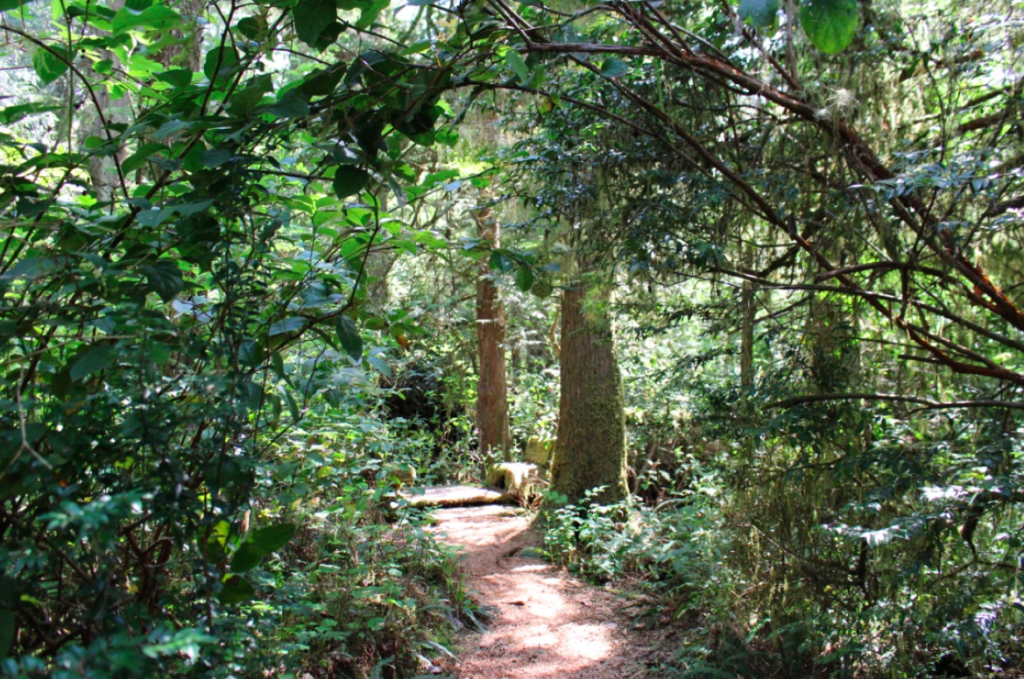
2;0;1024;674
739;0;779;28
800;0;859;53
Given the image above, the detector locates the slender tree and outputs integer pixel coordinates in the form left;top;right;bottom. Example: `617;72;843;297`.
473;203;513;463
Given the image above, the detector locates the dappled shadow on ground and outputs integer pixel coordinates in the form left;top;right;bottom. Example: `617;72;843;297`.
430;505;668;679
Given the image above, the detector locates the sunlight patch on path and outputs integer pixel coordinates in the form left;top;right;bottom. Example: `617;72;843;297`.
429;505;660;679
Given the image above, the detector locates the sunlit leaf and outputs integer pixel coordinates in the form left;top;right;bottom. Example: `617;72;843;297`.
32;46;70;85
800;0;857;53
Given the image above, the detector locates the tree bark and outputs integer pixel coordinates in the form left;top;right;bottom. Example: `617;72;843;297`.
550;279;628;504
740;282;755;390
475;207;512;464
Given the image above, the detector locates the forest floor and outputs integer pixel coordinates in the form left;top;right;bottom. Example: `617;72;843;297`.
428;504;675;679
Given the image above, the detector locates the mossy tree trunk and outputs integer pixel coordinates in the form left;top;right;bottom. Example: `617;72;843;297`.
550;279;628;504
475;206;512;463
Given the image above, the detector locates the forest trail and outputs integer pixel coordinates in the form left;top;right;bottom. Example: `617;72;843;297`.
429;504;669;679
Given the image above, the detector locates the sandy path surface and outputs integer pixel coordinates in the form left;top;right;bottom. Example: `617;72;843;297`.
430;504;666;679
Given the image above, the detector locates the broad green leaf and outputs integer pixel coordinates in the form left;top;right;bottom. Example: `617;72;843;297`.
421;169;460;188
137;207;173;227
142;260;184;302
515;266;534;292
367;353;391;377
198;148;232;169
599;59;628;78
0;0;30;11
229;543;262;573
227;74;272;117
249;523;296;554
489;250;515;273
203;46;239;81
218;575;255;604
0;103;62;124
300;65;346;97
235;16;264;40
269;317;306;337
355;0;389;29
336;315;363;361
739;0;778;26
333;166;370;199
800;0;857;54
261;91;310;120
112;4;180;35
293;0;337;48
505;49;530;83
71;345;114;381
531;280;553;298
32;47;69;85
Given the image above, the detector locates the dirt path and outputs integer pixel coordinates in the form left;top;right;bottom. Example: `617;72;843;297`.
429;504;668;679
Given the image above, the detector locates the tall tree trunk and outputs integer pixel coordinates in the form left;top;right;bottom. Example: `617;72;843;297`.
82;0;127;203
475;207;512;464
740;282;755;390
550;279;628;504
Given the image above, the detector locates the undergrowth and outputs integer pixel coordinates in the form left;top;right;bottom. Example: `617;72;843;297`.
539;429;1024;679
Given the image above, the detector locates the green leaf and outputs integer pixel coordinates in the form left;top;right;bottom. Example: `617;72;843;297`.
249;523;296;554
300;65;346;97
71;345;114;381
269;317;306;337
218;575;255;604
355;0;389;29
0;610;15;660
203;46;240;81
230;543;263;573
336;315;363;361
236;16;264;40
800;0;857;54
599;59;628;78
489;250;515;273
367;353;391;377
515;266;534;292
112;5;180;35
293;0;337;48
0;103;62;124
32;47;69;85
333;166;370;199
0;0;30;11
505;49;530;83
531;280;553;298
739;0;778;26
282;387;300;423
261;91;310;120
141;260;184;302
